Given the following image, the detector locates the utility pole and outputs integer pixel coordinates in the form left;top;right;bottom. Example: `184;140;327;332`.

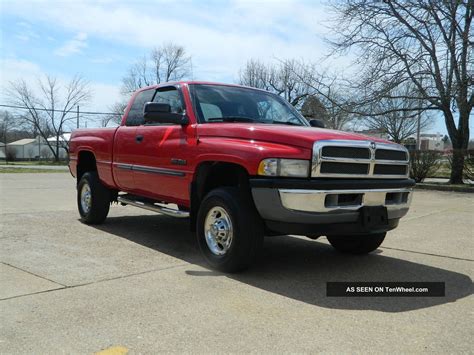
76;105;79;129
416;111;421;150
416;78;423;150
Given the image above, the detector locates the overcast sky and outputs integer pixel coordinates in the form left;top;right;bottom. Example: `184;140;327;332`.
0;0;464;135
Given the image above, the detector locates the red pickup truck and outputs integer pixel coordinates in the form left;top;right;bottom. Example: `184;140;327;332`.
69;81;414;272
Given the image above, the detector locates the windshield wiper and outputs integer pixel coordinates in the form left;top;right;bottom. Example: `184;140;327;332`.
207;116;257;123
272;120;303;126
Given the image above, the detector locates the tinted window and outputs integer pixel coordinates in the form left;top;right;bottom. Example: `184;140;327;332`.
126;89;155;126
153;87;184;114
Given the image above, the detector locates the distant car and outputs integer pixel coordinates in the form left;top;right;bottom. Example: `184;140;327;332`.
69;81;414;272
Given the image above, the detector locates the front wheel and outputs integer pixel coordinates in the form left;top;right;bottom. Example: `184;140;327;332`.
196;187;263;273
327;232;386;254
77;171;110;224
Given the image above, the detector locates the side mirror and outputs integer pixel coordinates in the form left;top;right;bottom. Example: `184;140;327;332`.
309;119;325;128
143;102;189;125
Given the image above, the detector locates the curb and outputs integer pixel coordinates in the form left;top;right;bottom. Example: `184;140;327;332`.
416;184;474;193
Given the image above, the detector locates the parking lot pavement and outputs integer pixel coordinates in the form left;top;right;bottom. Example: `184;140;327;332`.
1;174;473;353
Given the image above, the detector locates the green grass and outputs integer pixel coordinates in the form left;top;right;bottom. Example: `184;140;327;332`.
426;162;451;178
416;182;474;193
0;168;67;173
0;161;68;166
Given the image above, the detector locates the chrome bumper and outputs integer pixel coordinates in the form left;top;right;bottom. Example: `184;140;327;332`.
279;188;413;213
251;185;413;226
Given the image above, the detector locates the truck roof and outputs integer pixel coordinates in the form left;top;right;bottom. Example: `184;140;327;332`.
136;81;269;93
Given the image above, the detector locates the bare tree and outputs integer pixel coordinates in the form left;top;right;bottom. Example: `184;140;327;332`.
121;56;153;95
7;75;91;161
5;146;17;162
361;84;432;143
301;94;356;130
239;59;273;91
107;42;192;126
101;102;126;127
152;43;192;84
239;59;311;107
27;147;35;160
0;110;18;143
40;146;52;160
363;111;431;144
0;110;38;143
301;96;329;120
328;0;473;183
121;42;191;94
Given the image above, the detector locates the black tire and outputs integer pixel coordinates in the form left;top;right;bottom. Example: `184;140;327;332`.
196;187;263;273
327;232;386;254
77;171;110;224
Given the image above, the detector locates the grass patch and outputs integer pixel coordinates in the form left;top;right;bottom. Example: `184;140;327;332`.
0;161;68;166
416;182;474;193
0;168;68;173
427;162;451;178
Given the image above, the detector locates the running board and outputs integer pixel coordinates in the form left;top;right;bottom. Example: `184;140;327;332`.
117;196;189;218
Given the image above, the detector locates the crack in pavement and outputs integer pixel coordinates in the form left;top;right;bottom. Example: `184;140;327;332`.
0;262;189;301
1;262;67;287
381;247;474;262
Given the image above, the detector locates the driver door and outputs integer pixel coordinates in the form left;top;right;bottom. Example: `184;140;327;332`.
133;86;192;203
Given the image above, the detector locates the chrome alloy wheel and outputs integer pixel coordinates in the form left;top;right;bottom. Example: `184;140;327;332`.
204;206;233;256
80;183;92;214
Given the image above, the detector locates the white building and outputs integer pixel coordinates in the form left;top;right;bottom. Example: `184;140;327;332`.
0;142;5;160
6;138;41;160
6;134;69;160
420;133;444;151
46;133;70;159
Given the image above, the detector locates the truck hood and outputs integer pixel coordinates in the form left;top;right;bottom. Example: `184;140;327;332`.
197;123;392;149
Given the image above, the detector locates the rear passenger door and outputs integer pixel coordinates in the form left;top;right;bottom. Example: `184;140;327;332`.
113;88;155;191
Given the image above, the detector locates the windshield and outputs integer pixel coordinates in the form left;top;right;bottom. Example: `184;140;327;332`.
189;84;309;126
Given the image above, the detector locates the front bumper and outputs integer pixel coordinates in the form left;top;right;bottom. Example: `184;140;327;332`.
250;178;415;236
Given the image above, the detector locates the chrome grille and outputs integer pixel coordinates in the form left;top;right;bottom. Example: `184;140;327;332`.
312;140;409;179
375;149;407;161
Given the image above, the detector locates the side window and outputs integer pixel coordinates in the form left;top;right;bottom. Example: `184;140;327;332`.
126;89;155;126
153;87;184;114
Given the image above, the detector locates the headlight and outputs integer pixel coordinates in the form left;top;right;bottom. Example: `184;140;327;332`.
258;159;310;177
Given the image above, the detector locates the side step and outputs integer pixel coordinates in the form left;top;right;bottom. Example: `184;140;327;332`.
117;195;190;218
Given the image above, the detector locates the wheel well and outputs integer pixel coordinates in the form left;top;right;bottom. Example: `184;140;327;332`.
195;162;249;200
77;151;97;182
190;162;250;229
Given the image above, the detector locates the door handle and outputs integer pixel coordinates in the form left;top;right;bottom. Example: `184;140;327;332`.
135;135;144;143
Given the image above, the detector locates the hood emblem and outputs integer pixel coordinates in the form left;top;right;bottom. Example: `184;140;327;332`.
370;142;376;150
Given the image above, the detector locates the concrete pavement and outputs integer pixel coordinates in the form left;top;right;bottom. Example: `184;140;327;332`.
0;173;473;353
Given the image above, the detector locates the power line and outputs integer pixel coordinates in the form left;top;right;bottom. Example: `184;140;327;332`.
0;104;121;116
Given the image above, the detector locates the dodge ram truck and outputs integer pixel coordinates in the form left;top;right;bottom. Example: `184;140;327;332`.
69;81;415;272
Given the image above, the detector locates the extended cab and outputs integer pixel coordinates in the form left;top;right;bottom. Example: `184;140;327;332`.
69;82;415;272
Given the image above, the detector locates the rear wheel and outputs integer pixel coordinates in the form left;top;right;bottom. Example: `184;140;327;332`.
327;232;386;254
77;171;110;224
196;187;263;272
